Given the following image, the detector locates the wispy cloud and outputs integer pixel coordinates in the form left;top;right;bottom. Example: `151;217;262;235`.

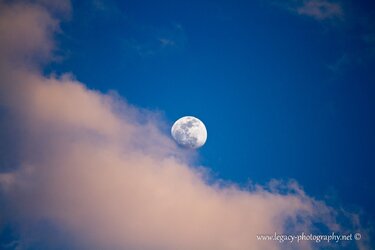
274;0;344;21
158;38;176;47
123;23;186;57
296;0;343;20
0;1;370;249
272;0;375;72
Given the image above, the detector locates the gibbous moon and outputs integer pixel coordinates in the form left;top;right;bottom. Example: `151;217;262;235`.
171;116;207;149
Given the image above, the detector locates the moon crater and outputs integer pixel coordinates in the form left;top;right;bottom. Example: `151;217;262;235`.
171;116;207;149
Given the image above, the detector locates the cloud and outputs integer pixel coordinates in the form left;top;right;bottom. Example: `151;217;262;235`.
296;0;343;20
0;1;369;249
124;23;186;57
272;1;375;71
275;0;344;21
35;0;72;16
159;38;176;47
0;2;58;69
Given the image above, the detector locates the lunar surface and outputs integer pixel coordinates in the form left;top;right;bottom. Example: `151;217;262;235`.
171;116;207;149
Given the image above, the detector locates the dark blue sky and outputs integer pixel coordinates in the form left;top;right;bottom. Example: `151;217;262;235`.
48;0;375;226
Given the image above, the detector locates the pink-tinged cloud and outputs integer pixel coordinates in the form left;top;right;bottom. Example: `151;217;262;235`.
0;1;368;249
297;0;343;20
274;0;344;21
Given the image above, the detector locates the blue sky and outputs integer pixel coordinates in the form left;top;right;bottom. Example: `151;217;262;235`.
48;0;375;218
0;0;374;248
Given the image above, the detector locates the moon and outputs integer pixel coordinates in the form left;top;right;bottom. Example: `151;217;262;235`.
171;116;207;149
